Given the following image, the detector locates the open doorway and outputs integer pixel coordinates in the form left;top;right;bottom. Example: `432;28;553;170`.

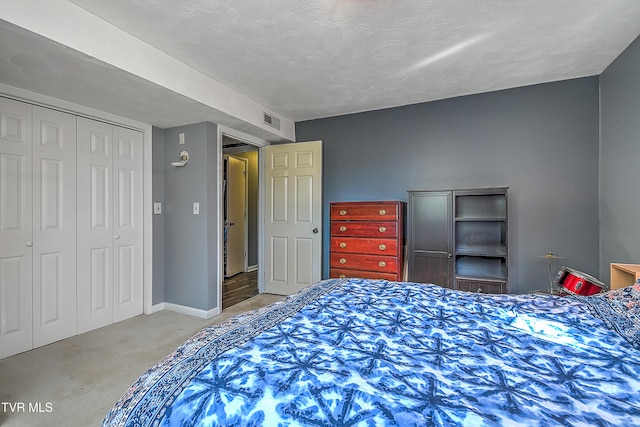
222;134;260;309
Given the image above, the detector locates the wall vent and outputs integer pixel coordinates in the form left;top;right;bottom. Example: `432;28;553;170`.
263;112;281;130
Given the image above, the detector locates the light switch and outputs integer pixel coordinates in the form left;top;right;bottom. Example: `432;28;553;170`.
193;202;200;215
179;133;185;145
153;202;162;214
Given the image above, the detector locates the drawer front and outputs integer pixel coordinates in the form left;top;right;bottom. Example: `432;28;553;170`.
456;280;506;294
330;268;400;281
330;221;397;238
330;202;399;221
330;253;400;274
330;237;398;255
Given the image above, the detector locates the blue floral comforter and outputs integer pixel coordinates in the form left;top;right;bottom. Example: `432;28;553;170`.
103;278;640;426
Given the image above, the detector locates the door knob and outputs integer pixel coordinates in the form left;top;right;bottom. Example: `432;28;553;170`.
312;228;319;234
229;222;235;226
26;241;33;247
114;235;120;240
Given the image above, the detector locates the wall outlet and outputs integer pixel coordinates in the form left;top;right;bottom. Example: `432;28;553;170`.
193;202;200;215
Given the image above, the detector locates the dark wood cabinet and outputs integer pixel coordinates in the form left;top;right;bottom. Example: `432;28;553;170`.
408;188;508;293
330;201;404;281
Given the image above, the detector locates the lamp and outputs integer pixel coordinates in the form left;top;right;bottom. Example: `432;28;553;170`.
171;150;189;167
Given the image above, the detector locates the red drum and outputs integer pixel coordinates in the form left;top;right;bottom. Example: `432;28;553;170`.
556;266;606;296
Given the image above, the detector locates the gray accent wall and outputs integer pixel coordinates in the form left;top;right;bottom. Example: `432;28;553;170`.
600;35;640;284
161;122;220;311
296;77;601;294
152;126;165;305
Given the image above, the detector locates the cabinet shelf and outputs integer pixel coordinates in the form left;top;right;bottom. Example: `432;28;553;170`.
456;255;506;279
456;274;507;283
455;217;506;222
455;245;507;257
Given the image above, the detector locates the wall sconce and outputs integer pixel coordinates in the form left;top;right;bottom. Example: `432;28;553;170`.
171;150;189;167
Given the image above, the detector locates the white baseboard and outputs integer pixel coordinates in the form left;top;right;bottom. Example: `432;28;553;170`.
150;302;166;313
246;264;258;272
154;302;221;319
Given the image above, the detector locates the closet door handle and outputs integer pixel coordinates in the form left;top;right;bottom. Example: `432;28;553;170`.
26;241;33;247
114;235;120;240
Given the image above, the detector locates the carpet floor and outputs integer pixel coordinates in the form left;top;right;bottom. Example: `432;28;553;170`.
0;293;283;427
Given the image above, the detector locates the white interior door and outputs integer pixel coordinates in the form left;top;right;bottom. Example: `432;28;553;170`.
32;106;77;347
264;140;322;295
226;155;246;277
0;97;33;359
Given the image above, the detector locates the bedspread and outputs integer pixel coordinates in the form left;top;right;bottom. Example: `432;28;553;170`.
103;278;640;426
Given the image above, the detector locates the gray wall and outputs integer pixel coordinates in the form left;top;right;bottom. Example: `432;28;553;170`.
152;127;165;305
600;35;640;284
296;77;601;294
162;122;220;311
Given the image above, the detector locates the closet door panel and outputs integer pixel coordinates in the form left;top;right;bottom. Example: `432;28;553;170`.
32;106;77;347
0;97;33;358
112;126;143;322
77;117;113;333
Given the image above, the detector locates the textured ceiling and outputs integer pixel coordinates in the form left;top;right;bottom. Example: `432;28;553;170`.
2;1;640;132
65;0;640;122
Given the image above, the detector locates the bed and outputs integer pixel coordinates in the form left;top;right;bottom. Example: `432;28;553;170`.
103;277;640;426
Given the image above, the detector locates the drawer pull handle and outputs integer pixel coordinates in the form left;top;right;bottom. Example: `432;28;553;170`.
339;242;347;248
378;244;386;251
378;226;387;233
340;258;347;264
339;274;346;278
339;225;347;232
339;209;347;216
378;261;387;268
379;209;386;216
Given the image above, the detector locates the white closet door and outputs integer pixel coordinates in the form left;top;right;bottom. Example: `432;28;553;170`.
112;125;143;322
0;97;33;359
77;118;114;333
77;118;143;333
32;106;77;347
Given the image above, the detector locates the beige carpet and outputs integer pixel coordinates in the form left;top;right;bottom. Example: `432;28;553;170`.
0;294;283;427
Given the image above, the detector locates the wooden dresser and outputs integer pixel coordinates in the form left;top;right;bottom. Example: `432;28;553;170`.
329;201;404;281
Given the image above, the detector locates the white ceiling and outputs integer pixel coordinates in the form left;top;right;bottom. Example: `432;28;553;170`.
2;1;640;131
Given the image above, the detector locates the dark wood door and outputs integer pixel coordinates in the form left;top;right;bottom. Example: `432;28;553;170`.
408;191;453;288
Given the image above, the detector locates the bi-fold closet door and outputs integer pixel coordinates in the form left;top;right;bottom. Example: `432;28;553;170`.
0;97;143;359
0;98;77;358
76;117;143;334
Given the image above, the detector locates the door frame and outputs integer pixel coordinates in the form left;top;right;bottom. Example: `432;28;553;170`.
217;126;267;311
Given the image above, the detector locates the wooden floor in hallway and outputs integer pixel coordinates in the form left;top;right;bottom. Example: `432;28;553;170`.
223;270;259;309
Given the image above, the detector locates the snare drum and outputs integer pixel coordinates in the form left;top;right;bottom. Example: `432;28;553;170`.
556;266;606;296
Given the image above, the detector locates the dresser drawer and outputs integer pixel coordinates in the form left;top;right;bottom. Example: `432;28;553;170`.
330;221;398;238
330;237;398;255
330;253;400;274
331;202;400;221
330;268;400;281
